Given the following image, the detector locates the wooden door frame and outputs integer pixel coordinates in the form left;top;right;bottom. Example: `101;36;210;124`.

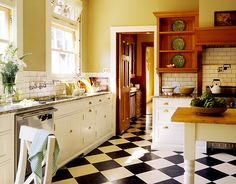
141;42;154;115
110;26;156;135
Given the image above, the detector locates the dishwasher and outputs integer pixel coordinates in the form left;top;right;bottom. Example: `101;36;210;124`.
14;107;57;176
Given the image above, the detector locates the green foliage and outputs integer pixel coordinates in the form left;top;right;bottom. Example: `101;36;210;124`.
191;92;226;108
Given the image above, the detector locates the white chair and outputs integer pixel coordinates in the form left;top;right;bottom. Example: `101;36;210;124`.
15;126;56;184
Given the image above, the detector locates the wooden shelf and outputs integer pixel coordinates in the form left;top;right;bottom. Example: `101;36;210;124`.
159;50;194;53
159;31;195;35
196;26;236;45
157;68;198;73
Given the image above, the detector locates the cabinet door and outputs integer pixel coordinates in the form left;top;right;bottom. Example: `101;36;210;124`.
81;120;97;147
97;103;112;137
0;132;11;164
0;161;13;184
54;116;71;165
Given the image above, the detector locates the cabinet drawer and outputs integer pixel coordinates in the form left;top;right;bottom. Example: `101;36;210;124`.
0;132;11;163
157;108;176;122
81;122;97;145
87;94;112;106
157;124;184;144
154;98;191;107
0;114;13;132
83;107;97;122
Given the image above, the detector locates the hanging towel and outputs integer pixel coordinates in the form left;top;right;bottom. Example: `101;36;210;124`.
28;129;60;182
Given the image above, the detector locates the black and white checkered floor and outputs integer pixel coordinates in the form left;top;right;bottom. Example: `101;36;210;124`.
52;115;236;184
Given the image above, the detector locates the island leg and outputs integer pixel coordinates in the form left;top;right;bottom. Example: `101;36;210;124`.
184;123;196;184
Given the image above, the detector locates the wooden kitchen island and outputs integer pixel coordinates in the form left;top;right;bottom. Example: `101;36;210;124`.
171;107;236;184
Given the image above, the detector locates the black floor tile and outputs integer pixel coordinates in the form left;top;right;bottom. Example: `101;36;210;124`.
132;131;146;136
106;150;131;159
112;175;146;184
159;165;184;178
228;159;236;166
99;141;113;147
139;152;160;162
117;142;139;149
65;157;90;168
155;179;181;184
196;156;224;167
93;160;121;171
75;172;108;184
125;136;145;142
195;168;228;181
125;163;155;174
109;135;122;140
52;169;73;182
165;155;184;164
86;148;103;156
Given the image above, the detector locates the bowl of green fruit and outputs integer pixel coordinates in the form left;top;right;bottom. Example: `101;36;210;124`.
190;92;227;115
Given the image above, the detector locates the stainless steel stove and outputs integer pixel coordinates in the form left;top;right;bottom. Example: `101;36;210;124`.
206;86;236;154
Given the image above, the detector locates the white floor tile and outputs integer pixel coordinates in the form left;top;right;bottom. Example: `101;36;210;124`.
126;128;142;133
114;156;142;166
146;158;174;169
120;133;136;138
212;163;236;175
152;150;178;158
174;174;211;184
137;170;170;184
178;161;208;171
214;176;236;184
101;167;133;181
133;140;152;147
109;138;129;145
98;145;122;153
124;147;149;155
68;164;98;177
211;153;236;162
85;154;112;164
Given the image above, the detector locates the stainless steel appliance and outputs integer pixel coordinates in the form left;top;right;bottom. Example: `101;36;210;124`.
14;107;57;175
206;86;236;154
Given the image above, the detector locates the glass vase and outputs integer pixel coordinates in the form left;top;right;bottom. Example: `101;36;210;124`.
1;73;16;104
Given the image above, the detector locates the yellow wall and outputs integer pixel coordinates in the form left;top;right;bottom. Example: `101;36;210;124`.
146;47;154;103
199;0;236;27
83;0;198;72
23;0;45;71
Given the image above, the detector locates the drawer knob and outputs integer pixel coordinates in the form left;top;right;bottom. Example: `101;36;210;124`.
163;125;169;129
99;99;102;102
89;101;92;104
88;126;91;130
163;102;169;105
89;109;92;112
163;109;169;113
108;97;111;100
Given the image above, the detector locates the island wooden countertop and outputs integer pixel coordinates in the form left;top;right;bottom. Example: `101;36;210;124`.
171;107;236;125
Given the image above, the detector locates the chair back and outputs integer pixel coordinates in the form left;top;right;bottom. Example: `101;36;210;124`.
15;126;56;184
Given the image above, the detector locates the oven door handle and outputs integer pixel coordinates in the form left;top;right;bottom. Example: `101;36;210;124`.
16;107;57;120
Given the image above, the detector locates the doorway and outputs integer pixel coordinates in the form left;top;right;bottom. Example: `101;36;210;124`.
110;26;156;135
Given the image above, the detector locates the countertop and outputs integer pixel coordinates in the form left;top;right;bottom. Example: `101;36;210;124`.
0;91;111;115
171;107;236;125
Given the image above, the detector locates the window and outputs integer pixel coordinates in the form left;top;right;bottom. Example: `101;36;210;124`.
50;0;82;76
51;24;77;74
0;5;11;53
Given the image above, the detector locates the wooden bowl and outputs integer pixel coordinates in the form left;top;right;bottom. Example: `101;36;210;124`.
192;107;227;115
179;87;195;95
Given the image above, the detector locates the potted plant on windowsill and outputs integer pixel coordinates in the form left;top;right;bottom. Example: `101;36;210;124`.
0;44;29;104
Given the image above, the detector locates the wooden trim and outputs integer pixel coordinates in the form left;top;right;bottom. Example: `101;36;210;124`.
196;26;236;45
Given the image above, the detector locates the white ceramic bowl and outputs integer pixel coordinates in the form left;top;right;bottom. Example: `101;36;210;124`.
162;86;175;93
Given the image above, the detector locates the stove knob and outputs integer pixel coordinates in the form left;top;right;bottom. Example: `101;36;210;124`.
230;102;235;108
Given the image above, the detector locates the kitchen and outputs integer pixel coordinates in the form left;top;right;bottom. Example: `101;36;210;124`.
0;0;236;184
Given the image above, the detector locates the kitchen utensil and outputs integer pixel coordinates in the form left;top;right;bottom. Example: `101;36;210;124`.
179;86;195;95
172;37;185;50
172;20;185;31
171;54;185;68
209;79;221;94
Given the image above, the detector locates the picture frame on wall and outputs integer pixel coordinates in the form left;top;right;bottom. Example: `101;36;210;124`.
214;11;236;26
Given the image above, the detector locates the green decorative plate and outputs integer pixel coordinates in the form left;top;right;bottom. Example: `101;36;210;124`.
171;54;185;68
172;37;185;50
172;20;185;31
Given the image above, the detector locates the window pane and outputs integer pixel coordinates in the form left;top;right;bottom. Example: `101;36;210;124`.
0;42;8;54
0;9;9;40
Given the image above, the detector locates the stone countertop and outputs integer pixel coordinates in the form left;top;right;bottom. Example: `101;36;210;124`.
152;93;198;99
0;91;111;115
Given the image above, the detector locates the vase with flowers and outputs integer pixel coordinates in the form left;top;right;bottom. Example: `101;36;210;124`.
0;44;28;104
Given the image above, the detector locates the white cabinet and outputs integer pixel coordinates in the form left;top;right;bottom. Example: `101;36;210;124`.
0;113;14;184
54;93;114;167
152;97;206;152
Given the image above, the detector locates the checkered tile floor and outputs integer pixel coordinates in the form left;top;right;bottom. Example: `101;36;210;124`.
52;115;236;184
